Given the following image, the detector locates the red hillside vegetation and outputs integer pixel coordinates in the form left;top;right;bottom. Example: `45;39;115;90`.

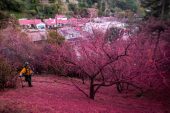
0;75;169;113
0;18;170;113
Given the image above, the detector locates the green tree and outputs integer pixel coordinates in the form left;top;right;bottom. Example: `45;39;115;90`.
126;0;138;12
0;0;25;12
87;0;93;7
68;3;77;12
78;1;86;8
0;0;25;28
141;0;170;19
115;0;138;12
23;0;62;18
47;30;65;45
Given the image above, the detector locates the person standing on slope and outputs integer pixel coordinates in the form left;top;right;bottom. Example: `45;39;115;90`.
19;62;33;87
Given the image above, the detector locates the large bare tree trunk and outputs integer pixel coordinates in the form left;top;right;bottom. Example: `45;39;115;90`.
89;77;95;99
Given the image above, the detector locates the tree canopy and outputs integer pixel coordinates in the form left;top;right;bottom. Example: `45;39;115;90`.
0;0;25;12
141;0;170;19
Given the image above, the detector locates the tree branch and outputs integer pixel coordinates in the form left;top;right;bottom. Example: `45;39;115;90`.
93;43;131;78
70;79;89;98
94;80;143;95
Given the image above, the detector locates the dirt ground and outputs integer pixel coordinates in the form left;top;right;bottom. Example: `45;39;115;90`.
0;75;169;113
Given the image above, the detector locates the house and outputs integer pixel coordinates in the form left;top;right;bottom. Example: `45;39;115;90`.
18;19;32;28
18;19;44;29
58;27;81;40
26;31;47;42
55;15;67;20
19;19;47;42
55;15;68;26
83;21;127;34
68;17;77;26
36;23;46;31
67;18;89;27
44;18;56;28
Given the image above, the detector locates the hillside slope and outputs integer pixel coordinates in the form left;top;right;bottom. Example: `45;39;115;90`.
0;76;169;113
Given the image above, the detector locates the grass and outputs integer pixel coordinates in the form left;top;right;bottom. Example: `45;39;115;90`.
0;75;169;113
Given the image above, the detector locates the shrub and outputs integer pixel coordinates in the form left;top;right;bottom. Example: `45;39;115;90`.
47;30;65;45
0;58;16;90
0;11;10;29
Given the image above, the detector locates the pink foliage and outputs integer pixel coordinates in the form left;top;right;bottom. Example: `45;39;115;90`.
0;27;43;70
117;18;170;94
56;31;133;99
53;19;170;100
1;18;170;102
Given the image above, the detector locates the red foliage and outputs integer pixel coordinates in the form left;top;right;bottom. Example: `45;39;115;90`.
117;18;170;102
56;19;170;100
0;27;41;67
1;76;169;113
0;18;169;102
54;31;134;99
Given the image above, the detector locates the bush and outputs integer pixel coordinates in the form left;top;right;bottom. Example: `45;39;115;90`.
0;58;16;90
47;30;65;45
0;11;10;29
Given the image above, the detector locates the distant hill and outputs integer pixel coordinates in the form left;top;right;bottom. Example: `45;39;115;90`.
0;0;144;19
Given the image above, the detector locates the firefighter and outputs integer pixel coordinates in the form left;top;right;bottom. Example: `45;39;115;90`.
19;62;33;87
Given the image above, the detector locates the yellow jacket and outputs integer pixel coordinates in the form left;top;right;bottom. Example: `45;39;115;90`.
20;67;33;76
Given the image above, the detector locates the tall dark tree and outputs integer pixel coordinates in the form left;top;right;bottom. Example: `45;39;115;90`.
115;0;138;12
141;0;170;19
0;0;25;12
